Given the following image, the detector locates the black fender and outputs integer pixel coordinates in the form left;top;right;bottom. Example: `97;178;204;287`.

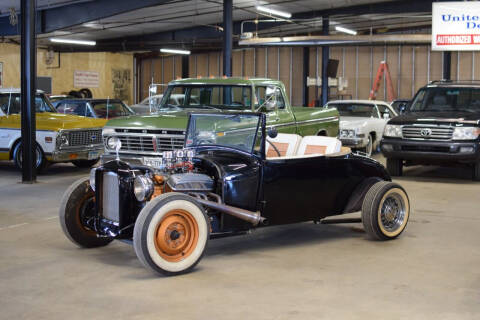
342;177;385;214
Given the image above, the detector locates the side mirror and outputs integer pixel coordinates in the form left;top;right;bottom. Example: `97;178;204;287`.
267;127;278;139
399;104;407;114
383;113;390;119
265;100;276;111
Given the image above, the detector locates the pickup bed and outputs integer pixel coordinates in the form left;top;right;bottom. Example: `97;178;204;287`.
102;77;339;164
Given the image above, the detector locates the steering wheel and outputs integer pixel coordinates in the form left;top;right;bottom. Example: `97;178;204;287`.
196;138;216;145
266;139;281;157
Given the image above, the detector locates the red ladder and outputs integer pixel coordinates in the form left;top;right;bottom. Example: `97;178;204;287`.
369;61;396;102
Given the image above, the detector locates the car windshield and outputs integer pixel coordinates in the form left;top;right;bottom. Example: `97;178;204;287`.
91;101;133;118
0;93;56;115
185;113;261;154
329;103;376;117
410;87;480;113
160;85;252;111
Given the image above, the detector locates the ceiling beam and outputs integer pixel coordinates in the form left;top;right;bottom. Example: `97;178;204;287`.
0;0;174;36
292;0;433;19
86;0;435;52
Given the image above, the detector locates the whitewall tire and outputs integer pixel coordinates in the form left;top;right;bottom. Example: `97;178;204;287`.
133;193;209;276
361;181;410;240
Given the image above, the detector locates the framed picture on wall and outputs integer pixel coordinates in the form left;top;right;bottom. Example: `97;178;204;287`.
0;62;3;88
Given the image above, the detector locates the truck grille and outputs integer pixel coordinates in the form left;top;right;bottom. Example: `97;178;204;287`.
402;126;453;140
68;129;103;146
102;172;120;223
401;145;451;153
114;132;185;153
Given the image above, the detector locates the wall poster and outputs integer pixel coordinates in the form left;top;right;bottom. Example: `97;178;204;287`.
112;68;131;102
74;70;100;88
432;2;480;51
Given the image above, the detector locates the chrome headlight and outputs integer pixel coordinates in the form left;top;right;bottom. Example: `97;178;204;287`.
106;136;122;151
89;168;97;191
133;175;154;201
384;124;402;138
452;127;480;140
57;132;69;147
339;129;356;138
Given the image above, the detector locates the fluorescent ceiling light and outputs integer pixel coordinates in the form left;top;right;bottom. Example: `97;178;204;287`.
83;22;103;29
335;26;357;35
256;5;291;19
50;38;96;46
160;48;191;55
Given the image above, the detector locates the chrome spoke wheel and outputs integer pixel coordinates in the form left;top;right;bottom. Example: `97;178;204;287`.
379;193;406;233
362;181;410;240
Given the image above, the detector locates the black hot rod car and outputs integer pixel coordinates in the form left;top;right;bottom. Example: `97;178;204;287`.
59;112;410;276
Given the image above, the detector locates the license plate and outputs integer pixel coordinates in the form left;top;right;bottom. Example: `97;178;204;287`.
88;151;99;160
143;157;163;168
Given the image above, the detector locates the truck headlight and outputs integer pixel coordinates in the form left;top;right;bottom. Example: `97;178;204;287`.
384;125;402;138
134;175;154;201
89;168;97;191
106;136;122;151
339;129;356;138
57;133;69;147
452;127;480;140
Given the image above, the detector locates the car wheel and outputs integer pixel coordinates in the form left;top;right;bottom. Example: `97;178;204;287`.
13;142;47;172
362;134;373;156
71;159;99;168
362;181;410;240
386;158;403;176
133;193;210;276
473;162;480;181
59;177;113;248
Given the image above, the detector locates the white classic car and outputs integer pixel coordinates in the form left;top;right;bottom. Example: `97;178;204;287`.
326;100;397;156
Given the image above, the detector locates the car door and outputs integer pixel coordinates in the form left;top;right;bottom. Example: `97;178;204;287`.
261;155;366;225
259;86;297;134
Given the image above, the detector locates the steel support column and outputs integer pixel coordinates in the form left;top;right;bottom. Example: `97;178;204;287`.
443;51;451;80
321;16;329;106
20;0;37;183
182;55;189;78
223;0;233;77
302;47;309;106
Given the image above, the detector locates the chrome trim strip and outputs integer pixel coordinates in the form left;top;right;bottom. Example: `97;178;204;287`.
268;116;339;129
106;126;185;133
105;133;185;139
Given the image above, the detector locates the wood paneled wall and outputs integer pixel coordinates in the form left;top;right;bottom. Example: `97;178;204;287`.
0;43;134;104
138;45;480;105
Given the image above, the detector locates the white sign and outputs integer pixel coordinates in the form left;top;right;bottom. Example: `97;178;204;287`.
432;2;480;51
74;70;99;88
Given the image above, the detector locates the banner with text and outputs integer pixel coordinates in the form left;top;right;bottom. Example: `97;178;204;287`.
74;70;100;88
432;2;480;51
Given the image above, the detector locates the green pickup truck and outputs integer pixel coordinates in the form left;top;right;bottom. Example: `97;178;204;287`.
102;78;339;163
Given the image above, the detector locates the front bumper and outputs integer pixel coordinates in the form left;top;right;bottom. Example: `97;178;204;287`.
48;145;104;162
339;137;367;148
101;153;147;166
380;138;480;163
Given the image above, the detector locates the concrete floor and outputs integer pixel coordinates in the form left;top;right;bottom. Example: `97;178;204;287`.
0;156;479;320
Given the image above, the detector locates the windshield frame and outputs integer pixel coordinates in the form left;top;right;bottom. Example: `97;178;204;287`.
0;93;57;115
409;86;480;113
328;102;379;118
90;100;134;118
184;112;265;158
161;84;255;111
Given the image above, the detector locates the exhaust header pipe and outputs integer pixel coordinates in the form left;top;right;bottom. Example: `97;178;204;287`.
192;196;266;226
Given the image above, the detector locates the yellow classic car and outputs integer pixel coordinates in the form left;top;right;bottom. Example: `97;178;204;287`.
0;89;107;171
